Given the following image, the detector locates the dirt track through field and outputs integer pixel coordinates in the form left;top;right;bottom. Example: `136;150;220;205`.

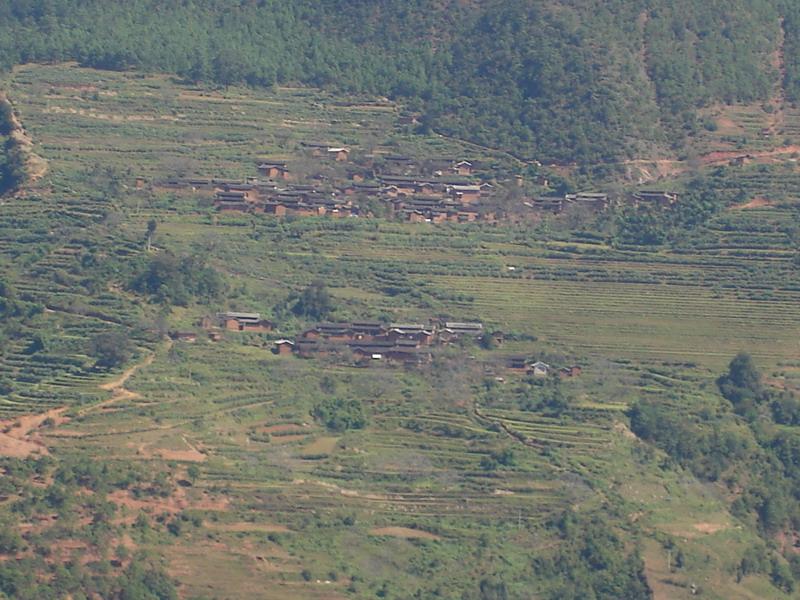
80;341;170;416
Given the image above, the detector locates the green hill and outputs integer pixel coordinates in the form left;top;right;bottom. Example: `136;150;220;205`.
0;3;800;598
1;0;799;164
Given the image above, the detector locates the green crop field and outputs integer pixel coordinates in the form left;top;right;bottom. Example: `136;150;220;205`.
1;63;799;599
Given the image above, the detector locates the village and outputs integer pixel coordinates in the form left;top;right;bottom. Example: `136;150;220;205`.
147;140;678;224
169;311;581;379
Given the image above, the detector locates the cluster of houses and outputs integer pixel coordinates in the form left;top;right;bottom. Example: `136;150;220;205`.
151;144;498;223
378;172;494;223
505;356;582;379
170;312;275;343
169;312;583;377
273;320;486;365
526;190;678;214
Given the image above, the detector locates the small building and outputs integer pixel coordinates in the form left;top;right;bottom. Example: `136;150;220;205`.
327;147;350;162
531;196;564;213
217;312;274;333
257;161;290;180
507;356;531;372
273;339;295;355
559;365;582;378
303;322;353;342
530;361;551;378
294;339;320;357
350;321;386;338
443;322;484;336
208;331;223;342
565;192;609;211
453;160;474;176
450;185;481;204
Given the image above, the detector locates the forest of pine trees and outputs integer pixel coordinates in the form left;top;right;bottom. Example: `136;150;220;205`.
1;1;798;163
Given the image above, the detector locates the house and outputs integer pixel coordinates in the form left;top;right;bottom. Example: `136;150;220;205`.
530;361;550;378
301;141;333;157
327;147;349;162
218;183;258;203
350;343;431;365
170;331;198;343
565;192;609;211
214;190;254;212
443;322;484;336
350;321;386;338
273;339;295;355
450;184;481;204
559;365;582;378
531;195;564;213
186;178;213;190
302;323;353;342
386;324;435;346
257;161;290;180
453;160;474;176
217;312;274;333
294;339;321;357
507;356;531;372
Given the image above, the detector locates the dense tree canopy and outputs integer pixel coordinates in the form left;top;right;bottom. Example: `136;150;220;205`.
0;1;796;162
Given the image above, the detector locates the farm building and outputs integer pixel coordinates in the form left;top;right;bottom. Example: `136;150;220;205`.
443;322;484;336
257;161;290;180
507;356;532;372
559;365;582;378
530;361;551;378
217;312;274;333
327;147;350;161
273;339;295;355
453;160;474;176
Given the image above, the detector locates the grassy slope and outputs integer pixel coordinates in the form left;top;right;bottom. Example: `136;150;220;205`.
1;63;799;598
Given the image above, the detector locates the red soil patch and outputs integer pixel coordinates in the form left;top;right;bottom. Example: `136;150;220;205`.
729;197;775;210
0;407;68;458
109;484;229;525
692;522;727;534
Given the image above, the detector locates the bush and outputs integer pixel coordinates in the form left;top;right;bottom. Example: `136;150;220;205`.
311;398;366;432
89;331;133;369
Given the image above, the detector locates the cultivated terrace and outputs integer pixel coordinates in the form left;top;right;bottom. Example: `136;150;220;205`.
0;62;798;599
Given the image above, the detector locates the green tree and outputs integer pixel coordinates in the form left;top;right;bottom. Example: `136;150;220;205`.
90;330;133;369
293;280;333;320
717;352;765;417
311;398;366;432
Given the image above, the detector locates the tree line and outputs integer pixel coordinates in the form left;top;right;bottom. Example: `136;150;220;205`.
0;0;797;163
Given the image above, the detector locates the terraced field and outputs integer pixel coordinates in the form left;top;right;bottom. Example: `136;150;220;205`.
1;63;798;598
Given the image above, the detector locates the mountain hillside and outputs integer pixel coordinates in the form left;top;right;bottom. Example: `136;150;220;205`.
0;0;798;164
